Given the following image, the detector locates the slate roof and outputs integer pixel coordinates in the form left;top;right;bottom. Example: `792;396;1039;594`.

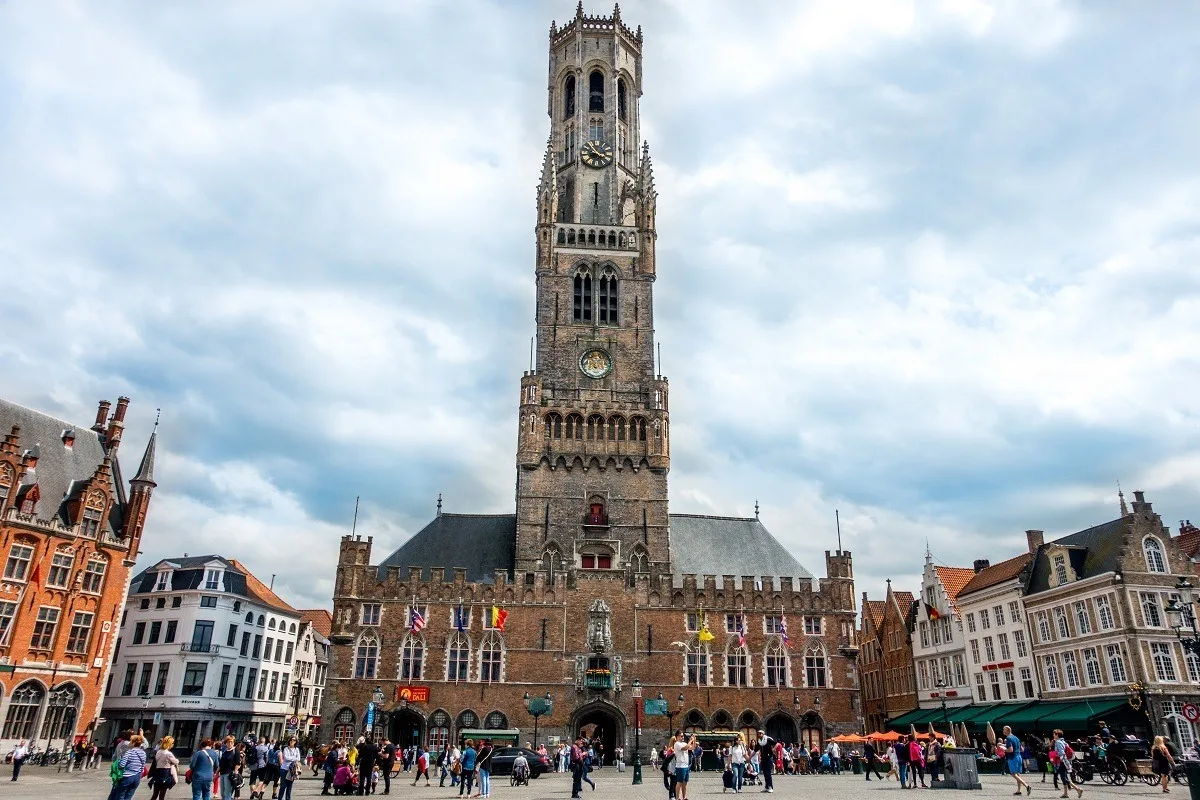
668;514;814;587
959;553;1034;597
130;555;297;613
1026;518;1129;596
934;566;977;610
0;399;125;536
377;514;517;584
300;609;333;639
376;512;815;587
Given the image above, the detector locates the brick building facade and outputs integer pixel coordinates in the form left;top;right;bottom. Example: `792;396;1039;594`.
858;582;916;733
0;397;156;749
321;5;860;760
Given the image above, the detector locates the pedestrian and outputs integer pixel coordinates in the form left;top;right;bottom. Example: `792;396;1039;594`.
355;736;378;797
829;740;842;775
582;740;597;792
1004;726;1032;797
863;739;884;781
672;731;697;800
278;736;302;800
754;730;775;794
150;736;180;800
458;739;478;798
476;739;494;798
1153;735;1175;794
322;741;340;795
448;743;462;787
412;746;430;787
896;735;911;788
908;736;926;788
927;739;941;783
9;739;27;782
108;733;148;800
886;743;899;781
728;733;748;793
219;736;241;800
379;739;396;794
189;738;220;800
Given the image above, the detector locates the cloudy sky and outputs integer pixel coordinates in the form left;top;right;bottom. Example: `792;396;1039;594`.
3;1;1200;610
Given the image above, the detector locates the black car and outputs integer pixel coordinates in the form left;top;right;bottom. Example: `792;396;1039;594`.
487;747;551;778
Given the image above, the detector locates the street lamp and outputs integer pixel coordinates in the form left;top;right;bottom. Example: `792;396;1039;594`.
523;691;552;750
935;679;949;732
793;694;801;713
662;692;685;735
1166;578;1200;655
631;680;643;785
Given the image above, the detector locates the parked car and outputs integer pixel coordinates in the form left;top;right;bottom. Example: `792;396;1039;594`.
487;747;551;778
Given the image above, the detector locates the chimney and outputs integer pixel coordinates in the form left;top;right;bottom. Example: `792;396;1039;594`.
92;400;111;434
113;396;130;423
1025;530;1044;553
105;396;130;454
1132;490;1150;512
973;559;990;574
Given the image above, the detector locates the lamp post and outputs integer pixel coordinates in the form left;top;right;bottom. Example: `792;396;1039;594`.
523;691;552;750
662;692;684;736
631;680;643;785
935;679;948;732
1166;578;1200;655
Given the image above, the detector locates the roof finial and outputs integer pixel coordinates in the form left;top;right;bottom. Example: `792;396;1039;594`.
437;493;443;517
1118;482;1128;516
836;508;843;552
576;1;584;19
754;500;759;520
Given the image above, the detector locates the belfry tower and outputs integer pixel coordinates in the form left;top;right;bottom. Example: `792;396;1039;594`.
515;4;669;577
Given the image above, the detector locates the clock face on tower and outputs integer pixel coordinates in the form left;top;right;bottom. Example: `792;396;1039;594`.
581;140;614;168
579;349;613;379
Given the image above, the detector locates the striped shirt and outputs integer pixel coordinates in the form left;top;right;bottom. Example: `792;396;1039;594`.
120;746;147;778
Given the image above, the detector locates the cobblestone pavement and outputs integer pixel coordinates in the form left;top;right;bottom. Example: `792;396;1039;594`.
0;767;1188;800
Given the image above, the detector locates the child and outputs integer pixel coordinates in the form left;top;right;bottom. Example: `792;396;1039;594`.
371;765;381;794
333;760;357;796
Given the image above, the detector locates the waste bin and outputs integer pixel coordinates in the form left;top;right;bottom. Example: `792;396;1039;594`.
938;748;982;790
1184;761;1200;800
852;755;862;775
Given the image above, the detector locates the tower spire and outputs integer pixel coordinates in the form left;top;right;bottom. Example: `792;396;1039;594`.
131;412;159;487
1119;482;1128;516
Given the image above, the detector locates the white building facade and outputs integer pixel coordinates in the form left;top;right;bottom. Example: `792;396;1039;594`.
99;555;303;752
956;538;1041;706
912;556;973;713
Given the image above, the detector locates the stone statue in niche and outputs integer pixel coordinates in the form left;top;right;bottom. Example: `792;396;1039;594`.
588;599;612;653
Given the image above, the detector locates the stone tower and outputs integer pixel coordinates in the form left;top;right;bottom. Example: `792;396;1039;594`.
515;4;669;577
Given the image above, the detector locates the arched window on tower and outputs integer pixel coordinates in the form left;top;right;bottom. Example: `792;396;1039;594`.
765;638;789;687
542;547;563;582
354;632;379;679
566;413;584;440
618;78;627;121
573;271;592;322
586;415;604;441
805;642;828;688
589;70;604;112
629;416;647;441
446;632;471;682
598;269;618;325
479;632;504;683
726;640;750;687
630;549;648;574
545;413;563;440
398;635;424;681
564;74;576;119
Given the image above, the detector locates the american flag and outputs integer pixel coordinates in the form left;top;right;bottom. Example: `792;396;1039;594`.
736;613;746;648
780;614;790;648
409;606;426;634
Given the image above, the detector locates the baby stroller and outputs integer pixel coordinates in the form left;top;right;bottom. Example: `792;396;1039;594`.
511;761;531;786
742;764;760;786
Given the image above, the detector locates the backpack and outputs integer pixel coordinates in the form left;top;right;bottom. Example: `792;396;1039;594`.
110;759;124;783
1064;744;1075;760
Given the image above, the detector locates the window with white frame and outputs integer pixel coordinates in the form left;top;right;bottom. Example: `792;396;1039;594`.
1044;655;1061;690
975;672;986;701
764;614;784;634
993;606;1005;628
1013;629;1028;658
1063;651;1080;688
1055;607;1070;638
1164;700;1197;750
446;632;470;682
1152;642;1179;681
1036;611;1052;642
954;655;967;685
46;551;73;588
804;643;827;688
1004;668;1017;699
932;620;942;646
1020;666;1035;698
998;633;1011;660
1084;648;1103;685
943;618;953;643
353;632;379;679
984;636;996;662
1187;651;1200;683
478;632;503;683
989;670;1001;700
687;644;710;686
1053;554;1070;585
1142;593;1163;627
966;613;976;633
1008;601;1021;624
361;603;381;626
399;636;424;681
30;606;60;650
1075;601;1092;635
919;661;929;690
686;612;700;633
1107;644;1127;682
82;557;107;593
980;609;991;629
726;642;750;687
765;639;788;687
1144;537;1168;573
204;569;220;590
970;639;980;663
804;616;822;635
1097;595;1115;629
920;622;929;648
155;570;169;591
3;543;33;581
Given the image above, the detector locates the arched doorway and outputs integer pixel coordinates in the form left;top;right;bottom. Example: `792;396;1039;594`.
389;708;424;749
571;702;625;767
799;711;824;751
764;712;798;746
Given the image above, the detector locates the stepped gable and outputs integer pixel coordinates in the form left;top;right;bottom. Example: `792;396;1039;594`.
933;565;977;609
300;609;333;639
376;513;517;584
0;398;125;534
669;514;814;587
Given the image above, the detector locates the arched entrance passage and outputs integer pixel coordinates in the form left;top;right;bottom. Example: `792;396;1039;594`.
799;711;824;751
388;708;425;749
570;702;625;767
764;712;798;745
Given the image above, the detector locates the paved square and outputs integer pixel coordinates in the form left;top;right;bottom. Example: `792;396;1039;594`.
0;765;1185;800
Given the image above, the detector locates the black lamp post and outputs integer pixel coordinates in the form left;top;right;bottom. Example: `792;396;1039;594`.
663;692;685;736
523;691;552;750
1166;578;1200;655
631;680;643;785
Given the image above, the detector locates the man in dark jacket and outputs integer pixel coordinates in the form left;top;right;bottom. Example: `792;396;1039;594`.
895;735;911;788
863;741;884;781
755;730;775;793
357;736;379;796
379;739;396;794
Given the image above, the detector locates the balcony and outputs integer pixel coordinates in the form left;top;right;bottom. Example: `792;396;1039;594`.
554;224;638;251
180;643;220;655
584;670;612;690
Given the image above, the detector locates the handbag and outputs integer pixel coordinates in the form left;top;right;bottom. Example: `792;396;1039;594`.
185;768;193;784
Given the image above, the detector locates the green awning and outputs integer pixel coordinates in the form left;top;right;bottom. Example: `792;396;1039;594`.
946;703;1020;731
991;701;1071;729
886;707;940;728
1030;698;1131;731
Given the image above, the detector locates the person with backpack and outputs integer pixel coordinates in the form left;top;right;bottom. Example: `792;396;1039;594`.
188;738;220;800
1050;729;1081;799
1004;726;1031;797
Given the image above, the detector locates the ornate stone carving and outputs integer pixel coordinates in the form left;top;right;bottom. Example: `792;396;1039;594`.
588;599;611;653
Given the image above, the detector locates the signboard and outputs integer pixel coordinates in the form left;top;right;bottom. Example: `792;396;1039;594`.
643;698;668;717
395;686;430;703
311;716;321;726
528;697;552;715
1183;703;1200;723
287;716;300;728
153;712;162;725
365;701;376;730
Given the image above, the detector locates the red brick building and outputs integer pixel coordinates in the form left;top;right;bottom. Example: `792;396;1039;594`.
859;583;916;732
0;397;156;749
321;6;860;761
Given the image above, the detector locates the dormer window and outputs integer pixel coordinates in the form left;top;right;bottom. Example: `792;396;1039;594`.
1053;554;1069;585
61;429;75;448
80;507;101;537
155;571;170;592
204;569;221;590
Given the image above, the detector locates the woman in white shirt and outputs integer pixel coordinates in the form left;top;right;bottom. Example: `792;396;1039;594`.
277;736;303;800
672;731;697;800
728;734;748;793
